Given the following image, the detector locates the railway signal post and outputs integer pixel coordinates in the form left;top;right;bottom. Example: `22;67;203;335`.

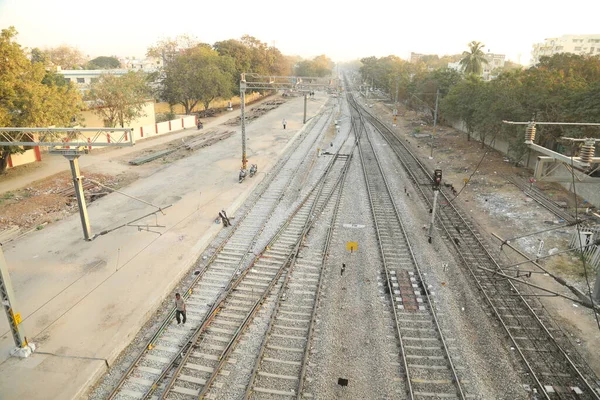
428;169;442;244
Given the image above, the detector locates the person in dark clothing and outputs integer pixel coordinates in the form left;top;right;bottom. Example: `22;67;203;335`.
219;210;231;227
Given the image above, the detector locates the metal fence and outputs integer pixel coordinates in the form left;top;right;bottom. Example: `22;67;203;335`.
569;226;600;271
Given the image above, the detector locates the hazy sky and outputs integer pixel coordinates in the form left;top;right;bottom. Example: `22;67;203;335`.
1;0;599;65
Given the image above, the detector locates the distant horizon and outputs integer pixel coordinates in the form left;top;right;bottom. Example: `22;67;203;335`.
1;0;599;66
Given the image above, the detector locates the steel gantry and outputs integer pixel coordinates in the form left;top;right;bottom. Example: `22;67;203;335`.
503;121;600;183
0;127;133;240
238;73;337;170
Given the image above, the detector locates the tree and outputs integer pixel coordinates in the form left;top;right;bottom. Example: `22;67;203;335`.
161;46;235;114
86;71;150;128
295;55;334;77
441;75;483;142
147;34;199;66
30;47;69;87
0;27;83;172
43;45;87;69
459;41;488;75
87;56;121;69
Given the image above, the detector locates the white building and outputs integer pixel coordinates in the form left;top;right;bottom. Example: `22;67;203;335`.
58;69;129;92
531;34;600;64
119;56;163;72
448;53;506;80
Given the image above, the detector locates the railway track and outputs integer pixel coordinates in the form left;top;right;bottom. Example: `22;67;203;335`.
350;99;470;399
354;93;600;399
107;108;334;400
504;175;577;223
160;153;351;399
242;156;353;399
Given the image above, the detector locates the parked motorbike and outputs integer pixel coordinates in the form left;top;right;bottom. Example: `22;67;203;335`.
249;164;257;177
239;168;247;183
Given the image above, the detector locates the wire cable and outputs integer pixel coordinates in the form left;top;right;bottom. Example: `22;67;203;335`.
569;149;600;331
449;131;500;202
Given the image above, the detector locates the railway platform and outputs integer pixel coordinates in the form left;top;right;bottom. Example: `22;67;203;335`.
0;94;328;400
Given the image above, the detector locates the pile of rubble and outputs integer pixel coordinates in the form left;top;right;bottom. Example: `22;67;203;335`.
0;172;124;237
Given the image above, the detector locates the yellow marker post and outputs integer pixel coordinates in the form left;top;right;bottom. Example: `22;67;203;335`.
346;242;358;252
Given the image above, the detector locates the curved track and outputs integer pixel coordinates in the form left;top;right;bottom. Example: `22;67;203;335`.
353;92;600;399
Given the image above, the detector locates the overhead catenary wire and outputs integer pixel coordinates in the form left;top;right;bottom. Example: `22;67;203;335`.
86;178;166;212
449;130;500;202
0;204;204;370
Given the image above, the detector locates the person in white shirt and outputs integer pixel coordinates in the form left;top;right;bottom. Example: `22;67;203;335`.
175;293;186;324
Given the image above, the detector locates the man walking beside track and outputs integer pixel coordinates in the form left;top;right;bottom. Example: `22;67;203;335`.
175;293;186;325
282;118;287;129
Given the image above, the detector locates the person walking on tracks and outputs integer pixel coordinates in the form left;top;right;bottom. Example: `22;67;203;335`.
175;293;186;325
282;118;287;130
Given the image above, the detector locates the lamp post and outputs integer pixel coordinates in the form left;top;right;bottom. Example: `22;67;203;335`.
240;74;247;170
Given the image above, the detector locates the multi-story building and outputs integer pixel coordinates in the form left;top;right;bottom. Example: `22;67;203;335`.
119;56;163;72
482;53;505;79
410;52;425;63
531;34;600;64
447;53;506;80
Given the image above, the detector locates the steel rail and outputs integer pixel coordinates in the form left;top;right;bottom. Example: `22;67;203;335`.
357;95;600;399
356;98;554;398
243;142;354;398
161;186;317;399
350;96;466;399
241;157;349;399
504;175;577;223
200;154;350;399
106;109;333;400
295;119;358;400
156;143;349;399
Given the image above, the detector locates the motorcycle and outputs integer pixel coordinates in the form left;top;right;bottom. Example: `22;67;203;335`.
249;164;257;177
238;168;247;183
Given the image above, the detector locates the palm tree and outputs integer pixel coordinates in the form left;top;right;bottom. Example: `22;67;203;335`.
459;41;488;75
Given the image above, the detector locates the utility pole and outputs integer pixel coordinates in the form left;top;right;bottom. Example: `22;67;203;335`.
395;79;399;105
66;154;92;241
430;88;440;159
240;74;247;170
428;169;442;244
0;244;34;357
303;93;308;124
594;269;600;304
